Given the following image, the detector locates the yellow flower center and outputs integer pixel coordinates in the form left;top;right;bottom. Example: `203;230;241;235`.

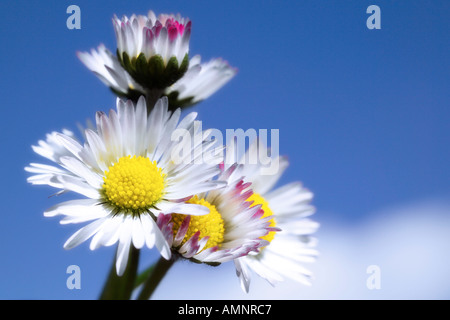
247;193;276;244
102;155;165;214
171;196;225;251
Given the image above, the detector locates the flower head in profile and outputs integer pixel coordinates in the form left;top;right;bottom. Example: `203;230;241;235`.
77;11;236;109
113;11;191;89
157;164;278;265
25;96;224;275
225;139;319;292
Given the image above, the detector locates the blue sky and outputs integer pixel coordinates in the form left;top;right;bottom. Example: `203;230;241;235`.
0;0;449;299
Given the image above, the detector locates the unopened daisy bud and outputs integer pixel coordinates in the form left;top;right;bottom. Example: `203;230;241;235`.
113;11;191;90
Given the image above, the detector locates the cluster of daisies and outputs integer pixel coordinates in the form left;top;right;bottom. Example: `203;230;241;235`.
26;10;318;295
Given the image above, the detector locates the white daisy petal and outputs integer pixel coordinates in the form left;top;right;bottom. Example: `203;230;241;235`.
166;56;237;106
55;133;84;161
64;218;107;250
172;215;190;247
234;258;252;293
116;232;132;276
156;201;210;216
97;111;121;160
25;163;67;175
146;97;169;155
89;217;122;250
165;181;226;200
44;199;100;217
58;175;100;199
153;219;171;260
77;44;144;95
59;156;103;189
84;129;108;170
26;174;64;188
131;217;146;249
244;255;284;286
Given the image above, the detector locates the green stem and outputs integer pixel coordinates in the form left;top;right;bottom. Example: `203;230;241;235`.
136;255;177;300
145;88;164;114
99;246;140;300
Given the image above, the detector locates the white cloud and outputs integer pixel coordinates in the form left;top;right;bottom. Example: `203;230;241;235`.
152;198;450;299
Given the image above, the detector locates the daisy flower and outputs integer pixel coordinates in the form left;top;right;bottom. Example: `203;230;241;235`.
226;139;319;292
25;96;224;275
77;11;236;109
157;163;279;265
113;11;191;90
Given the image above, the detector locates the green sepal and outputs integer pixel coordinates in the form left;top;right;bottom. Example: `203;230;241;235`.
205;261;221;267
110;87;143;103
148;55;165;83
189;257;221;267
120;52;134;74
165;91;196;110
162;56;180;86
117;50;190;92
179;53;189;76
135;53;149;79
